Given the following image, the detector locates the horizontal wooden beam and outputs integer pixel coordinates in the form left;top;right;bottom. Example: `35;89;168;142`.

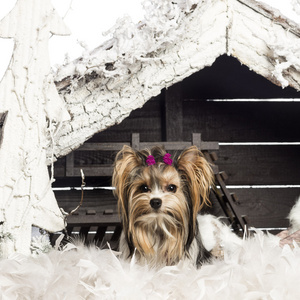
66;214;120;227
183;100;300;142
78;142;130;151
138;141;219;151
76;140;219;152
71;166;113;177
217;145;300;185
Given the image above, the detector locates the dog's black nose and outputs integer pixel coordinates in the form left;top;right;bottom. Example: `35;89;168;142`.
150;198;162;210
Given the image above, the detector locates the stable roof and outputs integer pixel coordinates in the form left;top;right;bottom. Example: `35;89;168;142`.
53;0;300;159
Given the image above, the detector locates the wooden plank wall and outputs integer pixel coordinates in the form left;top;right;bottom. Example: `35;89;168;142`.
54;55;300;234
183;100;300;230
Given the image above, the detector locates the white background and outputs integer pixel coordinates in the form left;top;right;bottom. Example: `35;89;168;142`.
0;0;144;78
0;0;298;79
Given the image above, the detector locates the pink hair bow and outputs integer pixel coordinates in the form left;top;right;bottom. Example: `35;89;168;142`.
146;153;173;166
163;153;172;165
146;155;156;166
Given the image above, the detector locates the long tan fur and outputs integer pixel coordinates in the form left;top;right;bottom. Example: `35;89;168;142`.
177;146;214;227
112;145;144;232
112;145;214;267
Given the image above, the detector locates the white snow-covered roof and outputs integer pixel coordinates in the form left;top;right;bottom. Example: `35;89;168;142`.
256;0;300;25
51;0;300;160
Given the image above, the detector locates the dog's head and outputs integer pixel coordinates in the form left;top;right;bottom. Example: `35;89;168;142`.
112;145;214;265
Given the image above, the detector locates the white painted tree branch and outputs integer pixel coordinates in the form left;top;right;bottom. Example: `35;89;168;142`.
0;0;70;257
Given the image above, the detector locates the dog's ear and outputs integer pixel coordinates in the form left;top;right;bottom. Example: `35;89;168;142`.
112;145;143;229
177;146;214;222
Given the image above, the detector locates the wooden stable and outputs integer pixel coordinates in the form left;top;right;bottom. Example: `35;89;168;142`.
53;132;248;247
0;0;299;258
52;56;300;246
48;1;300;247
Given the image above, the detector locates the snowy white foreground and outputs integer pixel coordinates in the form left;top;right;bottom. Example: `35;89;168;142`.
0;231;300;299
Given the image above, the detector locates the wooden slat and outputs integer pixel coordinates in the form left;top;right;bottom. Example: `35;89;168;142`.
76;139;219;153
88;99;300;145
66;152;74;176
74;150;116;167
214;173;248;233
110;225;122;242
165;83;183;141
216;145;300;185
55;189;116;213
79;226;90;241
203;188;300;231
78;143;130;151
60;187;300;232
88;95;164;143
56;187;300;234
223;188;300;230
60;133;219;177
71;166;113;177
52;157;66;177
93;226;108;244
67;226;73;236
183;100;300;142
131;133;140;149
181;55;300;101
69;144;298;183
140;141;219;151
66;214;120;227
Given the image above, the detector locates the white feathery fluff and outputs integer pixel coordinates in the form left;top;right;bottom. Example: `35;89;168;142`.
198;214;243;255
1;214;300;299
288;196;300;233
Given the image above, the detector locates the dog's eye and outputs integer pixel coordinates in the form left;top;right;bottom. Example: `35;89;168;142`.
140;185;150;193
167;184;177;193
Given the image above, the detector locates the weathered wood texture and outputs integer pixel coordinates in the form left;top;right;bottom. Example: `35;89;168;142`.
88;94;164;143
229;0;300;88
54;98;300;185
52;188;120;248
204;188;300;232
51;0;228;159
54;189;117;214
226;188;300;230
217;145;300;185
165;83;183;141
49;0;300;161
183;100;300;142
182;56;300;100
54;145;300;185
54;187;300;235
55;188;300;232
54;56;300;234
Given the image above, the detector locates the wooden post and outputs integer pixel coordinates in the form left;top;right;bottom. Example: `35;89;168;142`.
66;152;75;177
131;133;140;150
164;82;183;141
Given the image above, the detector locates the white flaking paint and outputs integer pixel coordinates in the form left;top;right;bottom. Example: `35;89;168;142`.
0;0;70;257
50;0;300;161
51;0;228;159
0;0;299;256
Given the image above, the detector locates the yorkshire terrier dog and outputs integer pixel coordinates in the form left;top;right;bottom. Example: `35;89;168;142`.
112;145;215;268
